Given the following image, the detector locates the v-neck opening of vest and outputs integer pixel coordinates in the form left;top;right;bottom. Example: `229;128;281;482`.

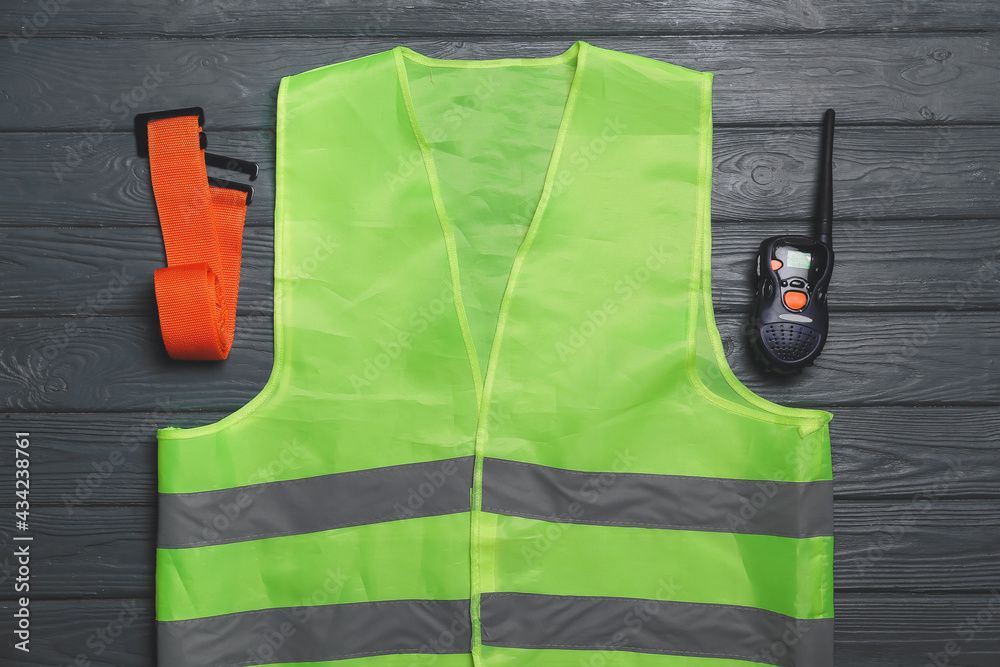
394;42;589;664
393;42;589;415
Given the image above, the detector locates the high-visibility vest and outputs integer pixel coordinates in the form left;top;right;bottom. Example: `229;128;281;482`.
156;40;834;667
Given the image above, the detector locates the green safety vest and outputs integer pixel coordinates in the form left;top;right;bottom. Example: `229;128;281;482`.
156;40;834;667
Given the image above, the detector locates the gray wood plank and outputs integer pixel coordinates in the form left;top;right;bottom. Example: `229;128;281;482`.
0;131;274;229
0;225;276;317
834;501;1000;592
831;407;1000;500
0;315;274;412
714;311;1000;407
2;0;997;37
2;219;997;317
3;126;998;228
833;592;1000;667
0;412;166;509
0;501;995;600
711;125;1000;223
0;599;153;667
0;311;997;411
2;35;997;129
711;219;1000;313
0;407;995;508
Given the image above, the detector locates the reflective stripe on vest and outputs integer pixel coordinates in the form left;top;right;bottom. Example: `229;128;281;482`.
156;40;834;667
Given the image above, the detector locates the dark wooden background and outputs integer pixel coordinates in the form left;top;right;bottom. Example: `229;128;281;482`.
1;1;998;665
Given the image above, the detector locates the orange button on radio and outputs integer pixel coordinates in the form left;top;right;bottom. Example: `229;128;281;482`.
770;259;783;271
783;290;808;310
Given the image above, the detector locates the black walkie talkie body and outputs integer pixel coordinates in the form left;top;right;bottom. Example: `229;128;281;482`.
750;109;836;372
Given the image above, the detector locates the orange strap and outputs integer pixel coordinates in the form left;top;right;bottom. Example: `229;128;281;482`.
145;115;247;360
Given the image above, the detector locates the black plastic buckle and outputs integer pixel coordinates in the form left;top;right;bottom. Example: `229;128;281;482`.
134;107;205;158
208;177;254;206
206;152;260;181
203;133;258;205
135;106;259;206
187;120;259;182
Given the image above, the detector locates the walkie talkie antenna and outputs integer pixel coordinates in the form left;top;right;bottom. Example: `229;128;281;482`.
816;109;835;247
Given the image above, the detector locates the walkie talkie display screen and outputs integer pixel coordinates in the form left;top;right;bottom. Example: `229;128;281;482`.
785;249;812;269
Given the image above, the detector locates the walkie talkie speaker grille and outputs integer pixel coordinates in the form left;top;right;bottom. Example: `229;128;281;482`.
759;322;821;363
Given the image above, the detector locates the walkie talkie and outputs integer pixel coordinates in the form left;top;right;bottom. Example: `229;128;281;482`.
750;109;835;373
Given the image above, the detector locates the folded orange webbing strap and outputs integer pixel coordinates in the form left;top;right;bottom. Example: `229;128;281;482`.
144;114;248;360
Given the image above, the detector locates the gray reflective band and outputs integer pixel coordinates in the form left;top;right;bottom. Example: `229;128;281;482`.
481;458;832;538
480;592;833;667
159;599;472;667
159;456;474;548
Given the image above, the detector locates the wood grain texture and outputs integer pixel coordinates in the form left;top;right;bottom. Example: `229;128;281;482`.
1;36;997;129
0;598;153;667
0;407;996;508
833;592;1000;667
2;219;998;317
0;131;274;229
714;312;1000;407
831;407;1000;500
0;501;995;601
2;126;998;229
1;2;997;663
2;0;998;37
0;316;274;411
1;311;996;411
0;225;276;316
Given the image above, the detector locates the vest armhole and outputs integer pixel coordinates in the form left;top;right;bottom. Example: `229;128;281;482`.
684;73;832;439
157;76;291;442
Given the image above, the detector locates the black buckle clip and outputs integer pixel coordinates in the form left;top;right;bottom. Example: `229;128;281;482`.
205;152;260;181
201;133;257;205
134;107;205;158
134;106;258;206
